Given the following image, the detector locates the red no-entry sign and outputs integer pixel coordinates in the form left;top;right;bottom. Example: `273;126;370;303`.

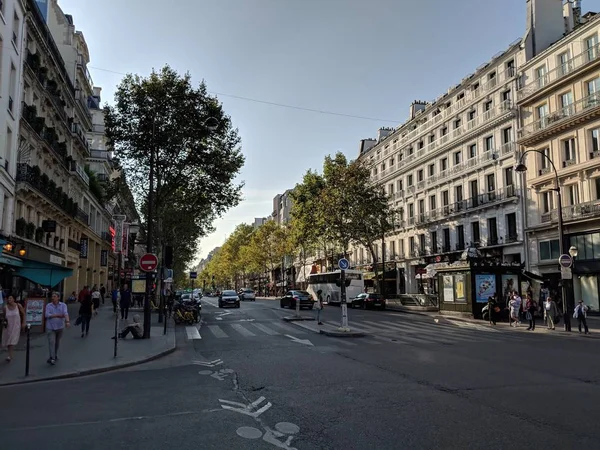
139;253;159;272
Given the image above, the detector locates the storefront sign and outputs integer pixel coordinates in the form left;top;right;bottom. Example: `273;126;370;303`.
100;250;108;267
25;298;45;325
475;274;496;303
122;223;130;254
454;274;465;301
442;275;454;302
80;237;89;259
49;254;64;265
113;215;126;253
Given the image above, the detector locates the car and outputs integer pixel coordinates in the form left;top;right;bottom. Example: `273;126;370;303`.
239;288;256;301
279;290;314;309
350;293;386;310
219;290;240;308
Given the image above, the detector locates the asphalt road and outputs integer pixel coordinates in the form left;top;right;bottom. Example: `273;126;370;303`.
1;297;599;449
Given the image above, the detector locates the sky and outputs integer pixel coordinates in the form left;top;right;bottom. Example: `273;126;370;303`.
56;0;600;265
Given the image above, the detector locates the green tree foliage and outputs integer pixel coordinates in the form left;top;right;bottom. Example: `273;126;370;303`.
104;65;244;274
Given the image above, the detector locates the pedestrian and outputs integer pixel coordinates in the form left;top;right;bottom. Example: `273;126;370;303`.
44;292;70;365
487;294;497;325
78;286;87;303
112;314;143;339
509;293;521;327
573;300;589;334
544;296;558;330
111;286;119;314
78;290;94;337
525;295;537;331
67;291;77;303
315;290;324;325
2;295;25;362
91;286;101;311
120;284;132;320
100;283;106;305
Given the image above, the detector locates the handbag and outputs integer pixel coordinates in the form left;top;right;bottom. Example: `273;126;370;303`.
1;318;7;328
74;315;82;326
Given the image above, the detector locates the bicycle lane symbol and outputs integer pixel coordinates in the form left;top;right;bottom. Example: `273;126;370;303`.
236;422;300;449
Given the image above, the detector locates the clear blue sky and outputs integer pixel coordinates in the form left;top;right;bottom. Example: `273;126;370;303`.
58;0;600;264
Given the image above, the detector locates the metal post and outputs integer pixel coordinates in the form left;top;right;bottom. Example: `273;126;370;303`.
380;233;386;296
340;270;349;331
158;243;164;324
143;123;155;339
163;302;168;335
556;186;572;331
114;251;121;358
25;324;31;376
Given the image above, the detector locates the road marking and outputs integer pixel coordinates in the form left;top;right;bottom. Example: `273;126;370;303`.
238;318;256;322
231;324;256;337
219;396;272;418
251;323;280;335
285;334;314;346
270;322;308;334
186;326;201;340
208;325;229;338
446;319;499;332
193;359;223;367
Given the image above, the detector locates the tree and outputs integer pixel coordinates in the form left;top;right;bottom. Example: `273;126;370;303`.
245;221;289;294
104;65;244;276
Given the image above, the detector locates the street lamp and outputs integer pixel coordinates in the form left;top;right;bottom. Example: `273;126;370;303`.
143;112;220;338
515;150;571;331
569;246;578;258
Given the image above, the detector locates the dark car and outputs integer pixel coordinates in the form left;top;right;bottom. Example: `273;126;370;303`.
351;293;386;310
219;290;240;308
280;290;314;309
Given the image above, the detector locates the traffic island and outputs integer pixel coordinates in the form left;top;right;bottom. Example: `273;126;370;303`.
319;328;365;338
282;315;315;322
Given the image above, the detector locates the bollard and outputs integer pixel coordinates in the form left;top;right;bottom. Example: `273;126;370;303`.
25;324;31;377
163;305;167;335
113;308;119;358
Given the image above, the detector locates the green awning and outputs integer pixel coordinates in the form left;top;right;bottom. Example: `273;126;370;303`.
0;253;24;267
16;260;73;288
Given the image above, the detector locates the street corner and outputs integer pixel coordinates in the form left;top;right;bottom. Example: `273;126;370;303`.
282;315;315;322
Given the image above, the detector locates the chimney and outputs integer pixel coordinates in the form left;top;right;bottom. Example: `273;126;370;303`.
573;0;582;26
409;100;427;120
564;1;575;34
377;127;394;142
522;0;564;61
359;138;377;155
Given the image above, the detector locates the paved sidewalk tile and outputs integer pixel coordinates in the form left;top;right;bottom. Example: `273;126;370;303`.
0;304;175;385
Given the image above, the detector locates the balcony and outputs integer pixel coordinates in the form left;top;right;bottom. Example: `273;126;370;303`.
75;89;93;123
90;149;111;160
68;239;81;252
16;164;78;218
77;53;94;88
540;199;600;224
70;161;90;186
71;122;90;153
518;43;600;103
518;93;600;146
505;234;519;243
76;207;89;225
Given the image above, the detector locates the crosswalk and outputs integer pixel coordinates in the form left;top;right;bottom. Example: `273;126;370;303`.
185;316;523;347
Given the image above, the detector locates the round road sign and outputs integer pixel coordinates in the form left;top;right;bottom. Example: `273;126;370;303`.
558;254;572;268
338;258;350;270
140;253;159;272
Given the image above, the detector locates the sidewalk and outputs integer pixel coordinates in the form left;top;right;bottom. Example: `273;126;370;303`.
0;303;176;386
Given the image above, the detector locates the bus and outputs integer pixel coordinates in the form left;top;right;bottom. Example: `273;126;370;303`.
307;270;364;305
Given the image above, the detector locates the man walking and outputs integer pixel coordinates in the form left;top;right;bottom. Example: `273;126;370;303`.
44;292;70;365
120;284;132;320
100;283;106;305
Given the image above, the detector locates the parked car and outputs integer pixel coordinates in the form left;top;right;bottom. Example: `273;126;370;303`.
219;290;240;308
279;290;314;309
239;288;256;301
350;293;386;310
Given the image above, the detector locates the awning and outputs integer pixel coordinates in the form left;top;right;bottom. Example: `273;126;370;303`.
522;269;544;282
16;260;73;288
0;253;24;267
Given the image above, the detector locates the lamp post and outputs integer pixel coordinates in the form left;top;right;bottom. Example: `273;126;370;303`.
515;150;571;331
143;114;219;338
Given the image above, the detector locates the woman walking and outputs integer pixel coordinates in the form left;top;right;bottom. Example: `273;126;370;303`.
79;291;94;337
91;285;101;311
525;295;537;331
2;295;25;362
315;290;324;325
509;293;521;327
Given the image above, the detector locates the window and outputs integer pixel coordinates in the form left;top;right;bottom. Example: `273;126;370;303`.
381;163;386;172
443;228;451;251
398;239;404;257
441;127;448;136
567;184;580;206
537;103;549;122
409;236;416;254
585;35;599;61
4;126;12;172
417;169;424;182
409;146;415;154
563;138;576;163
560;92;573;109
454;118;461;129
536;65;547;87
542;191;554;213
484;100;493;111
397;179;403;191
440;157;448;171
468;110;476;121
505;167;514;187
407;174;413;186
12;11;20;48
419;234;426;252
418;199;425;215
398;153;403;163
457;93;465;101
596;178;600;200
472;82;480;92
506;213;517;240
502;90;511;102
429;134;435;144
388;183;394;195
428;163;435;176
8;63;16;114
470;179;479;198
558;52;570;75
540;148;550;169
431;231;438;253
502;127;513;144
389;157;394;166
429;195;436;210
468;143;477;158
454;151;461;165
455;185;463;202
485;135;494;151
591;128;600;153
442;190;449;206
408;203;414;218
486;174;495;192
472;221;480;243
390;241;396;258
506;59;515;76
539;240;560;260
457;225;465;250
417;141;423;150
586;77;600;96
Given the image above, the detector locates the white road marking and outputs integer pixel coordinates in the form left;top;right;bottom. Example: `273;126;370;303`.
251;323;280;335
231;324;256;337
186;326;201;340
219;396;272;418
445;319;499;332
208;325;229;338
284;334;314;346
192;359;223;367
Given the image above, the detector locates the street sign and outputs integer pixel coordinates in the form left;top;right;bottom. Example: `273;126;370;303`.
558;254;573;268
338;258;349;270
190;271;198;279
561;267;572;280
139;253;159;272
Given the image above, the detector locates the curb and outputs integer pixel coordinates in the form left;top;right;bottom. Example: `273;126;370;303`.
319;329;366;338
283;316;315;322
0;337;177;387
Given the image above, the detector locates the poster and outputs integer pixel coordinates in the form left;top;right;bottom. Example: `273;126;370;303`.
454;274;465;301
25;298;45;325
501;274;517;303
475;274;496;303
443;275;454;302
